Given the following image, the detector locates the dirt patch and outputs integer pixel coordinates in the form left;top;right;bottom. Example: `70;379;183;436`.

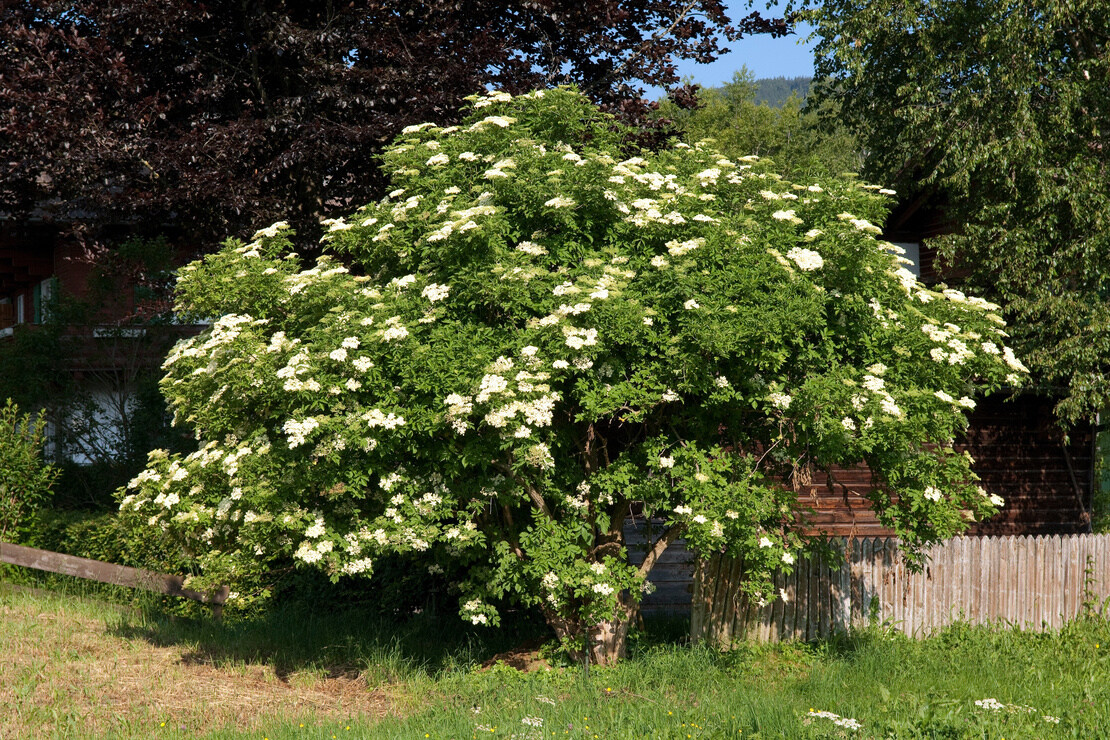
0;595;399;738
479;638;552;673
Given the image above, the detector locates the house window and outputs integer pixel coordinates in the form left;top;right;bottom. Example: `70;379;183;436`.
891;242;921;277
36;277;55;323
15;294;24;324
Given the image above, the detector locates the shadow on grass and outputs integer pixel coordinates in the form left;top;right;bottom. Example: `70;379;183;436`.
108;598;550;685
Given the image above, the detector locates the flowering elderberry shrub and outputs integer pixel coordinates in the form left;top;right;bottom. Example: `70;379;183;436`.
118;88;1026;663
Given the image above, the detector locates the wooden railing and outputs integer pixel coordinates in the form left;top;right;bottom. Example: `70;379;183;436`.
0;541;228;617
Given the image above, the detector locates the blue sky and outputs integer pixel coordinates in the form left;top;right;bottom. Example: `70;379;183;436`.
647;1;817;95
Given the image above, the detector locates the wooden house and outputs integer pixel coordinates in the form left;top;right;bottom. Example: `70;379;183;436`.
0;221;196;466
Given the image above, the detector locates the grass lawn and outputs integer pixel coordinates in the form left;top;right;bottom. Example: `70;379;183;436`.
3;580;1109;739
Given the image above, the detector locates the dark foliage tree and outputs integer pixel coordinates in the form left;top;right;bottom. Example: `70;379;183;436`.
1;0;790;251
806;0;1109;422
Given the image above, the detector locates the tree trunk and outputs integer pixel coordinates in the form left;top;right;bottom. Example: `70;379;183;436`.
543;594;639;667
585;610;634;666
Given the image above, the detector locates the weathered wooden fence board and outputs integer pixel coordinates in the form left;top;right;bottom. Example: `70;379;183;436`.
690;534;1110;645
0;541;228;615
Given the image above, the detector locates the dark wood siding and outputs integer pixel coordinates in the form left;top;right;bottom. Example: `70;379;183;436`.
798;394;1093;537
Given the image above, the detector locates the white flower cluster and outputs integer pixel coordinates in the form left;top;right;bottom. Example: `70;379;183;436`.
769;392;792;410
462;598;491;625
443;393;474;434
283;417;320;448
806;709;862;732
252;220;290;240
837;212;882;234
516;240;547;256
342;557;374;575
421;283;450;302
564;327;598;350
294;538;333;564
380;316;409;342
773;209;803;224
666;237;704;256
786;246;823;271
363;409;405;430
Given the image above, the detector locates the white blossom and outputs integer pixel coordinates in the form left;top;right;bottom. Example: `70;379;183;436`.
422;283;450;302
786;247;824;270
769;392;792;410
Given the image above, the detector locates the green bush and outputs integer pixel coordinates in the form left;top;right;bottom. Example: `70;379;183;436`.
0;399;59;542
119;87;1026;663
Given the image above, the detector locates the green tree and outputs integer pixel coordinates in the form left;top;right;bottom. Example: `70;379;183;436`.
119;88;1022;663
806;0;1110;423
657;68;863;182
0;400;59;542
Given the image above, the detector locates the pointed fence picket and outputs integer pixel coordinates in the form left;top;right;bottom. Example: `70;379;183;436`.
686;534;1110;645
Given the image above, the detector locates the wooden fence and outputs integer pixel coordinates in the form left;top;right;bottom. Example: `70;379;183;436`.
0;541;228;616
690;534;1110;646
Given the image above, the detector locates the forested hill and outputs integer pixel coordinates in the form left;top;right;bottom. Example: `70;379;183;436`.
754;76;812;106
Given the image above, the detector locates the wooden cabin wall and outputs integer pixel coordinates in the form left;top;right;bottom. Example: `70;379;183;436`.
800;394;1093;538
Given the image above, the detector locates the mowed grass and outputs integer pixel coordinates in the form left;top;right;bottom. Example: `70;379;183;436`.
4;580;1110;739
